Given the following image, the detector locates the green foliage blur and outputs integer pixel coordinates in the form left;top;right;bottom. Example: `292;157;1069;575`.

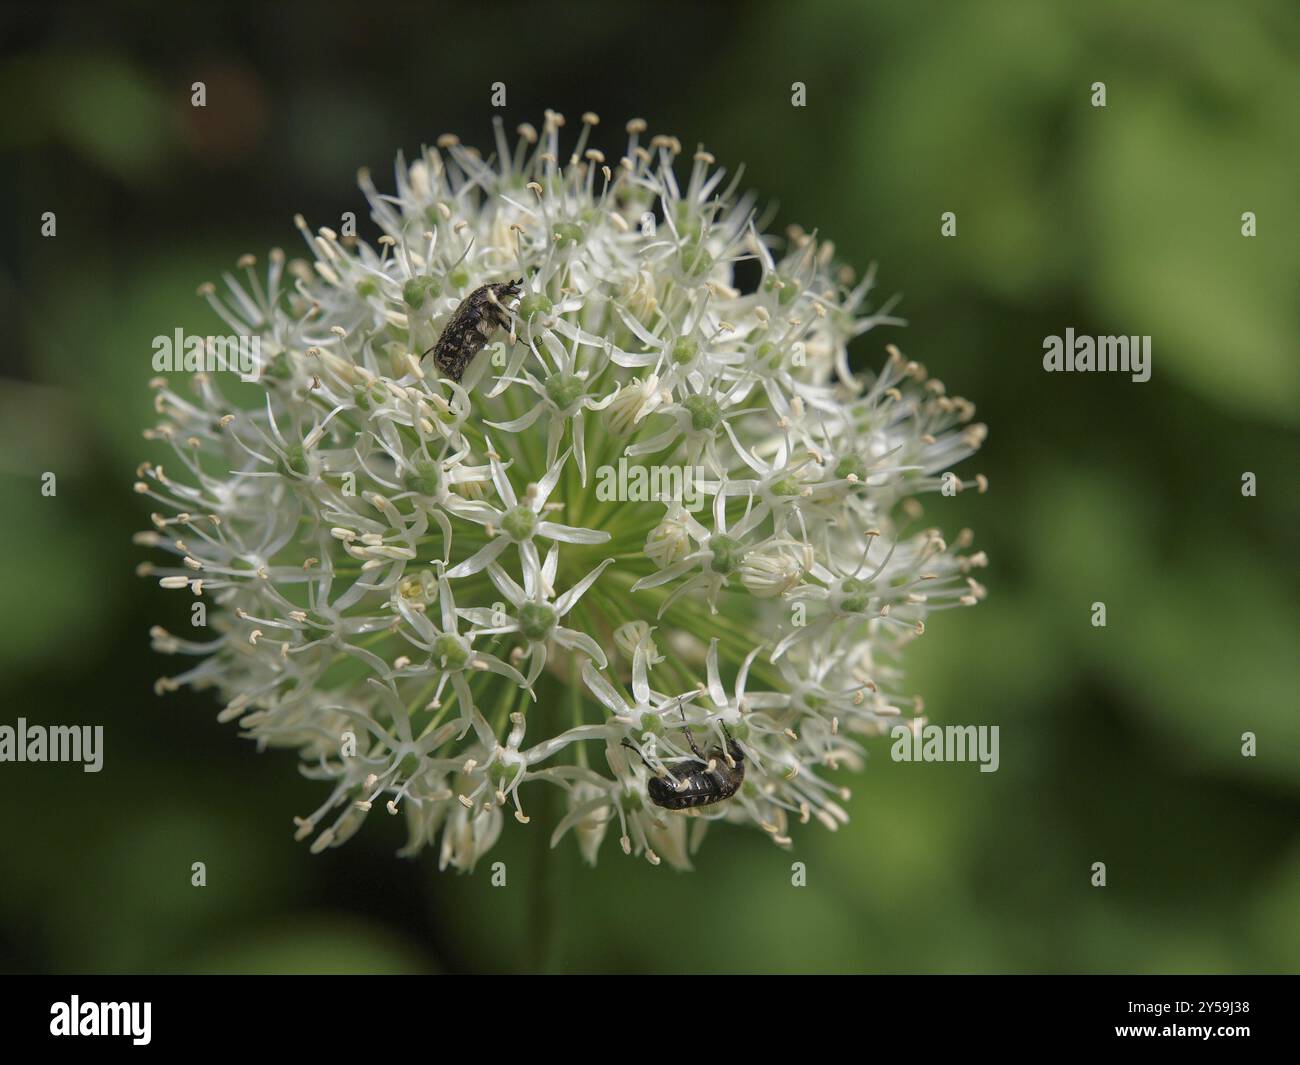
0;0;1296;974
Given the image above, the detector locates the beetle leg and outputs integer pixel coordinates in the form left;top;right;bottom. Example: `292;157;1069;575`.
680;727;705;761
719;723;738;767
676;701;705;761
620;738;654;772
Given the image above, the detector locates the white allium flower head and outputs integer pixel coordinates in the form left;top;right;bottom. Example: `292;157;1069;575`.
137;111;989;871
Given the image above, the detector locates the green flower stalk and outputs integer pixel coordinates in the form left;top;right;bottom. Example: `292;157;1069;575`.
136;111;989;871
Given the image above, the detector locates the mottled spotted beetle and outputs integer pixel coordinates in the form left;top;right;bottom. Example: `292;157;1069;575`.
622;707;746;810
423;279;522;382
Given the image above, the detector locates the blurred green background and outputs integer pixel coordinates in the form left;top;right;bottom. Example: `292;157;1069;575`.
1;0;1296;974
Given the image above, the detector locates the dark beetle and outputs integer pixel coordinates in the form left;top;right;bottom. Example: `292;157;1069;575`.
423;279;522;382
622;710;745;810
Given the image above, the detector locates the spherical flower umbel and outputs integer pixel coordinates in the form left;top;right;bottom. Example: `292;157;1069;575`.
136;111;989;871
